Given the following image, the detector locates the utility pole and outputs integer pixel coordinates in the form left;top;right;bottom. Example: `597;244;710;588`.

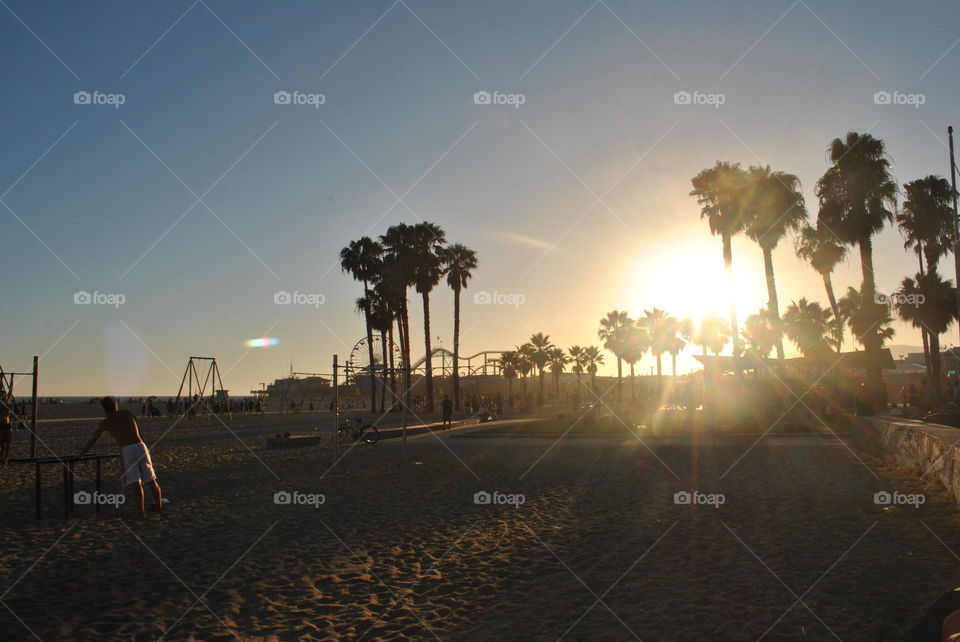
950;127;960;343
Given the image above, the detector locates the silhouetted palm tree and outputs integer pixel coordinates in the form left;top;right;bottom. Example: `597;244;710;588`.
643;308;676;392
517;343;535;396
443;243;478;411
598;310;632;401
379;225;417;405
568;345;586;392
582;346;604;394
744;165;807;360
619;324;648;399
528;332;554;403
410;222;447;412
367;289;394;413
696;313;731;357
816;132;897;391
743;309;777;358
782;298;833;359
340;237;383;410
547;347;570;395
838;286;896;349
500;351;519;402
667;336;685;378
691;161;749;367
795;223;847;352
895;271;958;396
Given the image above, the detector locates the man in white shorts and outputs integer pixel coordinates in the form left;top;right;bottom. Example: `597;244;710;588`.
79;396;163;516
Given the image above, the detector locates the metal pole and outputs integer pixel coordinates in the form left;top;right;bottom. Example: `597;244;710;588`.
402;364;408;464
333;355;340;473
950;126;960;344
30;356;38;458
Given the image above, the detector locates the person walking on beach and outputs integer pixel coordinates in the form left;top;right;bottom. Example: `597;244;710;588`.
0;382;12;466
79;396;163;517
441;394;453;430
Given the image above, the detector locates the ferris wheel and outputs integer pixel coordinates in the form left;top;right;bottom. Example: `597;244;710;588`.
346;335;403;383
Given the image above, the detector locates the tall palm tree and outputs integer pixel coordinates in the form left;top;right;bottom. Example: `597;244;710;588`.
499;351;519;403
528;332;554;403
409;222;447;412
839;286;896;349
743;309;778;358
816;132;897;392
547;347;571;395
690;161;750;367
643;308;677;393
582;346;604;394
898;176;955;381
517;343;535;396
895;271;958;397
568;345;586;392
340;237;383;410
667;336;685;378
744;165;807;360
619;324;648;399
782;298;834;359
379;225;417;406
367;289;394;413
795;223;848;352
443;243;478;411
598;310;632;401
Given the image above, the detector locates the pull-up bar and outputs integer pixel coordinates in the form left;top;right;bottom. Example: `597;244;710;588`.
1;356;39;457
8;453;119;519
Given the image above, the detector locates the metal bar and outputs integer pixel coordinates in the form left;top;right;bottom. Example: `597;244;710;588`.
333;354;340;473
29;356;38;458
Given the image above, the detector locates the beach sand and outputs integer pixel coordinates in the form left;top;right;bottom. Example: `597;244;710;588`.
2;412;959;640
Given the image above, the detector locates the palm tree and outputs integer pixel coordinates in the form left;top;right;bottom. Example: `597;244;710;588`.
895;271;958;397
619;324;648;399
340;237;383;410
367;289;394;413
379;225;417;406
598;310;632;401
782;298;834;359
499;351;519;403
743;165;807;360
696;313;731;357
582;345;604;394
568;345;586;392
517;343;535;396
409;222;447;412
690;161;750;367
528;332;554;403
443;243;478;411
839;286;896;350
898;176;956;380
743;309;778;358
667;336;685;378
816;132;897;392
643;308;677;393
547;347;571;395
795;223;847;352
372;275;405;408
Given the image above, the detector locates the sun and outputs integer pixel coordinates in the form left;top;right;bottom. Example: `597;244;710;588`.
624;240;768;328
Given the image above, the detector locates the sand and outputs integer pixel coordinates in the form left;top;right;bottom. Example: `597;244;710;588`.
2;410;960;640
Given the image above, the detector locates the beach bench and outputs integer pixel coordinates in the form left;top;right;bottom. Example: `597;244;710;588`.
8;453;119;519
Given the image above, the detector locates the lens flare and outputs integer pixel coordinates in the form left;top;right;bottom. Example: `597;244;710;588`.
245;337;278;348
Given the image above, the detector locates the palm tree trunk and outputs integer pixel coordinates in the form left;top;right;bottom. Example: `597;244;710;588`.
762;248;785;360
822;272;843;352
452;286;461;411
538;369;545;404
931;331;943;397
401;298;412;409
421;291;434;412
672;354;678;377
629;363;635;399
379;328;388;413
388;323;397;409
917;248;932;381
656;354;663;393
362;282;377;411
722;234;741;374
616;357;623;402
858;235;884;397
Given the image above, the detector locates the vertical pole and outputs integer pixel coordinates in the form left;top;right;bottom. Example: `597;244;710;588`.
333;355;340;473
30;356;38;458
950;126;960;344
402;362;408;464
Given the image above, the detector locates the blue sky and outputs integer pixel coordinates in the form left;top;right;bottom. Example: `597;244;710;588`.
2;0;959;394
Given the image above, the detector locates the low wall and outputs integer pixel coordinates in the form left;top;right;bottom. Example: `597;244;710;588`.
852;415;960;506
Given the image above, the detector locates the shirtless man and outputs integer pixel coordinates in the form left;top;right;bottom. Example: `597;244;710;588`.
79;396;163;516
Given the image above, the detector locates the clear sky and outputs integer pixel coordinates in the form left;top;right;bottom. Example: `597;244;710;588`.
2;0;958;395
